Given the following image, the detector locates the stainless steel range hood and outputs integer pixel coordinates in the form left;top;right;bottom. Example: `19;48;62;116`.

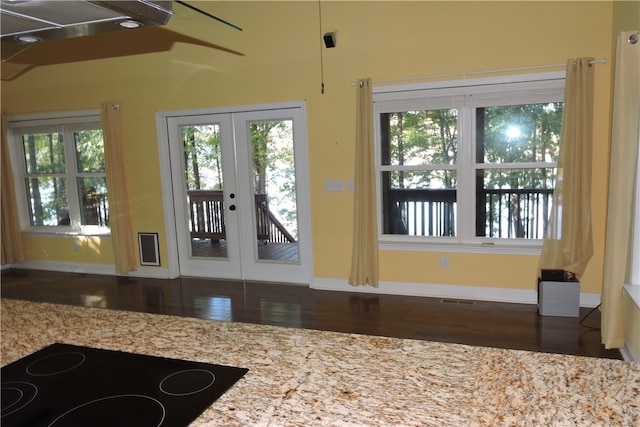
1;0;174;61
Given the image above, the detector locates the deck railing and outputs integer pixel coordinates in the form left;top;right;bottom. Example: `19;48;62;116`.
383;188;553;239
187;190;295;243
482;188;554;239
82;191;109;226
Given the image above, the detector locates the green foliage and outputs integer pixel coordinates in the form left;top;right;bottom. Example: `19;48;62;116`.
182;125;223;190
23;133;65;174
482;103;562;164
387;109;458;189
75;130;105;172
386;103;562;191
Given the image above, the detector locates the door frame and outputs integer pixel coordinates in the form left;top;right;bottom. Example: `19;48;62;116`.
155;101;314;284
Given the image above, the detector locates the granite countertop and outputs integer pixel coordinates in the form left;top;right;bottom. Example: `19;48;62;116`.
2;298;639;426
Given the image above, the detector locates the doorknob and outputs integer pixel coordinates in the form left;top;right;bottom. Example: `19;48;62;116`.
230;193;235;199
229;205;236;211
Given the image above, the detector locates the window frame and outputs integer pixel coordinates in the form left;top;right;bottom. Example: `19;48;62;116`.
7;110;110;236
373;71;565;254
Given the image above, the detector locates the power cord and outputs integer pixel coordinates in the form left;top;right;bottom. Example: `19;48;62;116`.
579;303;602;330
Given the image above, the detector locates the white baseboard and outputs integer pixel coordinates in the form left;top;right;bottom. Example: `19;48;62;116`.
311;277;602;308
10;261;172;279
620;344;639;363
13;261;116;275
128;267;174;279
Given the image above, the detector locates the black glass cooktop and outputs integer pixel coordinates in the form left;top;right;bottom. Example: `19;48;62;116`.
1;343;248;427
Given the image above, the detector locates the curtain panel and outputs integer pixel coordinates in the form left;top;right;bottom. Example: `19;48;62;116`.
101;102;136;274
349;78;379;287
601;31;640;349
539;58;595;279
1;111;25;265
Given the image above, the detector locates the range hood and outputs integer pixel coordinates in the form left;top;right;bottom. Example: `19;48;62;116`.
1;0;174;61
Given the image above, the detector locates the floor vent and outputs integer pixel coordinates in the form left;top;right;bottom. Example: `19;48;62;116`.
440;299;476;305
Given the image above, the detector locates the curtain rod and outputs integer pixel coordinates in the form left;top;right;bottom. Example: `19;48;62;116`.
351;58;607;87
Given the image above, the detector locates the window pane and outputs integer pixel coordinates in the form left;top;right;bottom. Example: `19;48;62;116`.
78;177;109;226
75;130;105;173
22;133;66;174
477;103;563;164
381;170;456;236
476;168;556;239
25;177;68;226
380;109;457;166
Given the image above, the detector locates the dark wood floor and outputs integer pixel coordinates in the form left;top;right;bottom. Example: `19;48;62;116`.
0;268;621;360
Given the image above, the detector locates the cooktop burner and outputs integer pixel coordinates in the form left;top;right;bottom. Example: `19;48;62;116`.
1;343;248;426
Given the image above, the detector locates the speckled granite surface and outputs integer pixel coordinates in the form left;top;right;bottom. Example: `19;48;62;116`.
2;299;639;426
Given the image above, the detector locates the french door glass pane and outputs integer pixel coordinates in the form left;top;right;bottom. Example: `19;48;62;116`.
181;124;227;258
248;120;299;262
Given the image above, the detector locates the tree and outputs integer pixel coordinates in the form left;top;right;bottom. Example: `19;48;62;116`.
250;121;297;238
182;125;222;190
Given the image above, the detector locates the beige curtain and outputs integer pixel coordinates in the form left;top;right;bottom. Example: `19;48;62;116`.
101;102;136;274
349;78;379;287
1;112;25;265
601;31;640;349
539;58;595;279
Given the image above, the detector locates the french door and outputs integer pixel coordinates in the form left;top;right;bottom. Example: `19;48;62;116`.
161;104;312;284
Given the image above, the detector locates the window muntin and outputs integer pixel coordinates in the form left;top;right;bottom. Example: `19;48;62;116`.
10;115;109;234
375;76;564;248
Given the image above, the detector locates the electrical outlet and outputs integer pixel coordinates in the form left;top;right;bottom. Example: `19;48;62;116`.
440;255;449;268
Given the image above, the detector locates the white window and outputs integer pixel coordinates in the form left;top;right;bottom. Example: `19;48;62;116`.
374;73;565;252
7;111;110;235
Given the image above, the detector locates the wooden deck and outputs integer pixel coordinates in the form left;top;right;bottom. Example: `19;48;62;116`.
191;239;299;262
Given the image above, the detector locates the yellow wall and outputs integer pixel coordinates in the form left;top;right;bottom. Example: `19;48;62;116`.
612;0;639;34
22;235;114;265
1;1;615;294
